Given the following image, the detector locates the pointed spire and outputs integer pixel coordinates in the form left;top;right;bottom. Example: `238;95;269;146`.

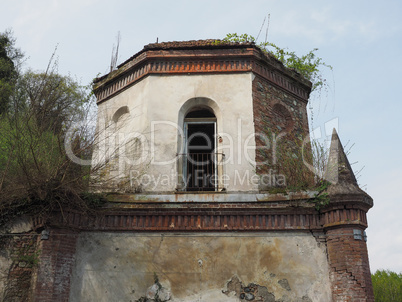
324;129;373;207
325;128;358;185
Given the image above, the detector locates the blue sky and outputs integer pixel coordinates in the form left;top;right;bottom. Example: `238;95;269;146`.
2;0;401;273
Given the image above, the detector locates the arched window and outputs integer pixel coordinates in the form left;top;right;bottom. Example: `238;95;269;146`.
183;107;217;191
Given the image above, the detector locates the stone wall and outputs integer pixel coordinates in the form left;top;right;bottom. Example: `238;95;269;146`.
0;217;38;302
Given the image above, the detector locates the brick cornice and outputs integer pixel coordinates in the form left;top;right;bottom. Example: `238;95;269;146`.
321;206;369;229
44;202;325;232
35;195;371;232
93;44;312;104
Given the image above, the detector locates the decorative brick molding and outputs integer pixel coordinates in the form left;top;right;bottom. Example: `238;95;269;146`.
37;199;332;232
30;199;369;234
93;41;311;104
322;205;369;228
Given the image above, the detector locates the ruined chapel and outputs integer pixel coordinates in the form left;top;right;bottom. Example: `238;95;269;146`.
2;40;374;301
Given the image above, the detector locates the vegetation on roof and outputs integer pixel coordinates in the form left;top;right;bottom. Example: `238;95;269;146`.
219;33;332;92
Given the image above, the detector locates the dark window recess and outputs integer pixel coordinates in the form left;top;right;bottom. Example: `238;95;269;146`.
185;108;215;118
186;123;215;191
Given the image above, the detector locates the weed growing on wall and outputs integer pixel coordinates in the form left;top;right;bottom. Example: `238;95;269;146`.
217;33;332;93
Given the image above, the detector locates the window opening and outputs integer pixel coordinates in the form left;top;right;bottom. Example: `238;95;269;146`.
183;108;217;191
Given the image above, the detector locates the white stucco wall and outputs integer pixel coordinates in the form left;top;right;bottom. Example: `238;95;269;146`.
94;73;258;192
69;232;332;302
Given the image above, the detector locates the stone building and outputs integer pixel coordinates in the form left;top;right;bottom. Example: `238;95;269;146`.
1;40;374;301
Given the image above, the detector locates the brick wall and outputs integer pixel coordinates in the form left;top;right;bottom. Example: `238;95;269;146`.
252;74;310;138
32;228;78;302
326;226;374;302
2;234;39;302
251;73;313;187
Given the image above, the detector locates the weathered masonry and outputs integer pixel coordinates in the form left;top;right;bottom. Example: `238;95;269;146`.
1;40;374;301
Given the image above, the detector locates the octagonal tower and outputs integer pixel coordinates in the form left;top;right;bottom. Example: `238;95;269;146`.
92;40;312;195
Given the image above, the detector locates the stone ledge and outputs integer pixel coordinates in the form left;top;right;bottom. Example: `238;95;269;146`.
104;191;317;203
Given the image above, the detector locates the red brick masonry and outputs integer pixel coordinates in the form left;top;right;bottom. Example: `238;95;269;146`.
32;229;78;302
326;226;374;302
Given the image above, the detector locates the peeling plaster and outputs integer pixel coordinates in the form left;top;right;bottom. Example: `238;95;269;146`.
69;232;332;301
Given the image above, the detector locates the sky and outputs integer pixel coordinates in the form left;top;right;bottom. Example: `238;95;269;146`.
2;0;401;273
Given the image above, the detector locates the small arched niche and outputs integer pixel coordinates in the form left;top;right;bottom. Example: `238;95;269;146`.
112;106;130;124
272;103;294;132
